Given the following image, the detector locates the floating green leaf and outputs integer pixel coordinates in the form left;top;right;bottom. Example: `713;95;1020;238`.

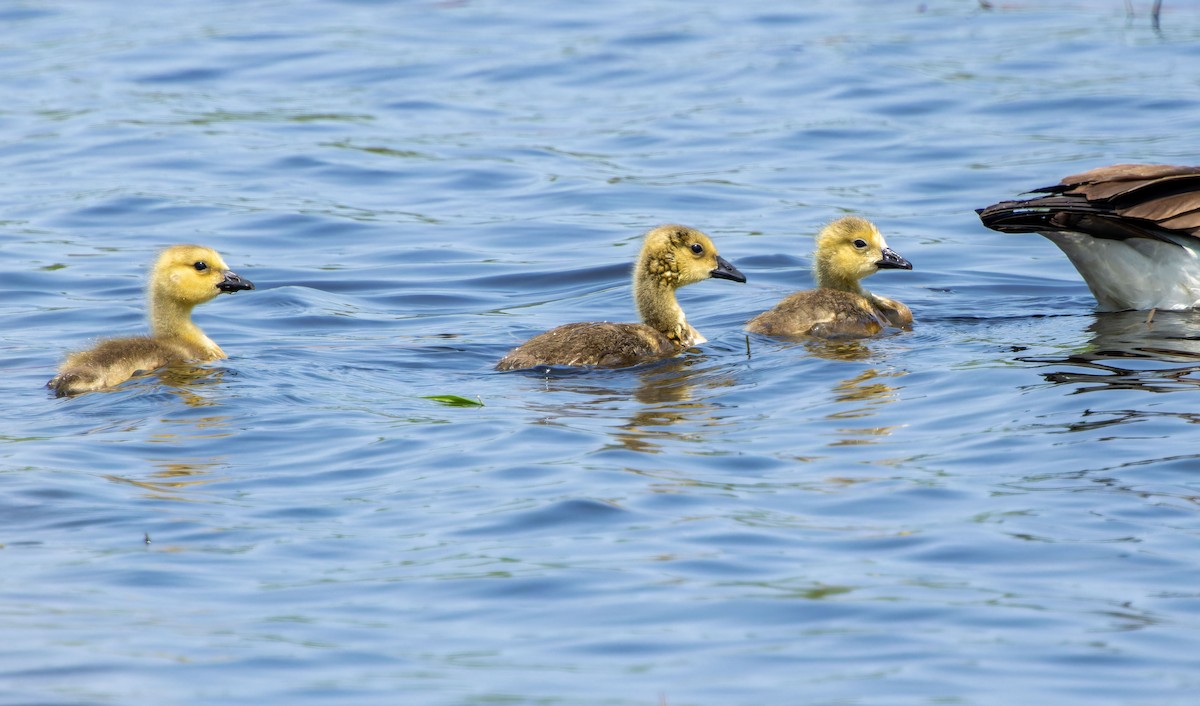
421;394;484;407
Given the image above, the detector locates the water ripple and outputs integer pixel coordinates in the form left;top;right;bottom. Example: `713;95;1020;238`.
5;2;1200;705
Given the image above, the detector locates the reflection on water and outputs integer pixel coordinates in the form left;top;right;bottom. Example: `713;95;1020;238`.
801;338;877;362
90;365;237;408
618;357;738;453
104;459;225;502
521;351;910;454
155;366;236;407
748;334;880;363
1021;311;1200;394
9;0;1200;703
1053;408;1200;434
830;369;902;413
827;368;905;446
743;335;909;445
516;355;739;454
96;367;236;501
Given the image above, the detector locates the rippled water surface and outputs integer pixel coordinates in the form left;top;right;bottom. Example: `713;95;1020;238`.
5;1;1200;704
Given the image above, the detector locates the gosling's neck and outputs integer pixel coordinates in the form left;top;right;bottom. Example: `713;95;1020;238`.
814;257;866;296
149;297;224;358
634;272;702;348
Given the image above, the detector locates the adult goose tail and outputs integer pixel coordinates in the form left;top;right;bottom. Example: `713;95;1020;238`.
977;164;1200;311
977;164;1200;244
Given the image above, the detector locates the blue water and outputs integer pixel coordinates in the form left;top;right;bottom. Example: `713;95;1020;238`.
4;1;1200;704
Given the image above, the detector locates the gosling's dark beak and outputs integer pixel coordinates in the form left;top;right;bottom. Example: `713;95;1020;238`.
217;270;255;293
710;255;747;283
876;247;912;270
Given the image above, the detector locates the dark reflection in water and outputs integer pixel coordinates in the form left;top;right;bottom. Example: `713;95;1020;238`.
1055;408;1200;434
1020;311;1200;394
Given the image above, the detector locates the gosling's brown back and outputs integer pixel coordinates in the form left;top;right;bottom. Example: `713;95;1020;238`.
49;336;197;397
495;322;676;371
746;288;887;339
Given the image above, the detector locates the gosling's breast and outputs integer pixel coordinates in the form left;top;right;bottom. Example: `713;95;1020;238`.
496;322;677;370
747;289;890;339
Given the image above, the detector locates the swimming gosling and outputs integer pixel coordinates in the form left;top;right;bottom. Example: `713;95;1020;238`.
496;225;746;370
49;244;254;396
977;164;1200;311
746;216;912;338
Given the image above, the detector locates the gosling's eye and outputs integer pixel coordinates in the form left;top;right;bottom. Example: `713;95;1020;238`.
193;261;208;272
852;239;868;249
690;243;704;255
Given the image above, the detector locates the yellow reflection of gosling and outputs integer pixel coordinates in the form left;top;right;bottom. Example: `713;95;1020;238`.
746;216;912;338
497;225;746;370
49;244;255;396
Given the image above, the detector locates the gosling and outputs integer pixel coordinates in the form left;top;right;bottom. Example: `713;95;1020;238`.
496;225;746;370
49;244;254;396
746;216;912;338
977;164;1200;311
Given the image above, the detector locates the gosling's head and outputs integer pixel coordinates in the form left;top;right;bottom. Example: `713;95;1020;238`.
813;216;910;291
149;244;254;308
637;225;746;289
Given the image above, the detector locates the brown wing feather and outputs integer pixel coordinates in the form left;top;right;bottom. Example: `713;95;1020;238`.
1123;196;1200;228
1059;164;1200;193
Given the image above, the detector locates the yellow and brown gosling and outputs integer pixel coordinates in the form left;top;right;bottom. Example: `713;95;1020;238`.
49;244;254;396
746;216;912;338
496;225;746;370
